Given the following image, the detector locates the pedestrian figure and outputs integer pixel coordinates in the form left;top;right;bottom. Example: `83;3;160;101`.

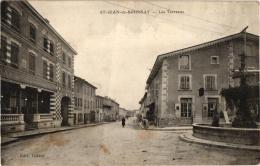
122;117;125;128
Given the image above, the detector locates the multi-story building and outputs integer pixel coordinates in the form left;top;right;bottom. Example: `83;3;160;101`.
119;107;128;119
0;1;77;133
96;95;119;122
142;32;259;127
74;76;97;124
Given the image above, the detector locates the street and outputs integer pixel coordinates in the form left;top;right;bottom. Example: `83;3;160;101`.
2;120;260;166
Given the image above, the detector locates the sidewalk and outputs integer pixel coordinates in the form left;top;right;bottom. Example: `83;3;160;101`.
147;126;192;131
1;122;108;146
179;131;260;152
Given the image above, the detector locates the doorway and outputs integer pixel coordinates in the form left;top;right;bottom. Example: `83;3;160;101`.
61;97;70;126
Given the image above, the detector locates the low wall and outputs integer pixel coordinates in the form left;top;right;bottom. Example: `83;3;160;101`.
193;124;260;145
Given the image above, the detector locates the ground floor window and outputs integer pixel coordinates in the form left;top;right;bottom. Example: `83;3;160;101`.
180;98;192;117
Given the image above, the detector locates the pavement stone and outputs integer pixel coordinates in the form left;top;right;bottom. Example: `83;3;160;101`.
179;131;260;152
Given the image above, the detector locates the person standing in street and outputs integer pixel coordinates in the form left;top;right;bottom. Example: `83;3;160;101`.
122;117;126;128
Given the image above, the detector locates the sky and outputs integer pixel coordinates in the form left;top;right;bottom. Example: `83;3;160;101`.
29;0;259;110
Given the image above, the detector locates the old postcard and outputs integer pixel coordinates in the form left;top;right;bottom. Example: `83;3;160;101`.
1;0;259;165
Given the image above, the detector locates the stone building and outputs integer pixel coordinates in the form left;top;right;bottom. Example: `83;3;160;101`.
1;1;77;133
74;76;97;124
96;95;119;122
142;32;259;127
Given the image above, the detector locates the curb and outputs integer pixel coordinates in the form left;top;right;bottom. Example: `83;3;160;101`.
147;128;192;131
179;133;260;152
1;122;109;146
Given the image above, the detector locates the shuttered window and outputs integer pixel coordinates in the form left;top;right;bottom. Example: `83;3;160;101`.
180;76;190;90
205;76;216;90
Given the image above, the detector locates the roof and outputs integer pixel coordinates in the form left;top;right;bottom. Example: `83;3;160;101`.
74;76;97;89
146;32;259;85
139;92;147;104
22;1;77;55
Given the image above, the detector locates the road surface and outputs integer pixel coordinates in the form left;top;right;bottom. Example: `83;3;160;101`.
2;120;260;166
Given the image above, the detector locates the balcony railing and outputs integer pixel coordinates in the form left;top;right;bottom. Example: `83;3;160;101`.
1;114;24;125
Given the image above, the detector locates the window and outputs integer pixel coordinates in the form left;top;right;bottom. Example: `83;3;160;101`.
10;42;19;67
49;63;54;81
50;42;54;55
211;56;219;64
204;75;217;90
28;53;35;75
84;100;87;109
78;98;82;107
180;98;192;118
68;75;71;89
0;36;7;63
179;75;191;90
179;55;190;70
62;72;66;87
74;97;77;107
62;53;66;64
29;24;36;43
68;56;71;68
11;8;20;31
1;2;8;23
43;60;48;79
43;38;48;52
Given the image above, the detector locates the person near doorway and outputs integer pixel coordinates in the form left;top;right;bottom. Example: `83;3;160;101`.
122;117;126;128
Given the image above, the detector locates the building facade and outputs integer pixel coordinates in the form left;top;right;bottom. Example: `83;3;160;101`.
96;95;119;122
1;1;77;133
74;76;97;124
142;32;259;127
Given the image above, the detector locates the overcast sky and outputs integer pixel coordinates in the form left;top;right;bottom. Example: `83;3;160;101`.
29;0;259;110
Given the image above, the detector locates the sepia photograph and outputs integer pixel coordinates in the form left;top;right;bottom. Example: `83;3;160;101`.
0;0;259;165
